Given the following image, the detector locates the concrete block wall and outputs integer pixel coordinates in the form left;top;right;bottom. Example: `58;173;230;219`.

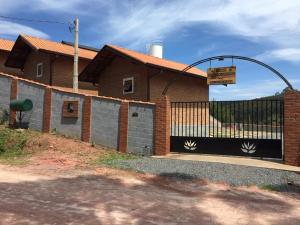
91;97;121;149
0;76;11;112
51;90;84;139
18;81;45;131
127;103;155;155
0;72;167;157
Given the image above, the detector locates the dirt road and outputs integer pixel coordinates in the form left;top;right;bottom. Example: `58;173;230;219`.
0;164;299;225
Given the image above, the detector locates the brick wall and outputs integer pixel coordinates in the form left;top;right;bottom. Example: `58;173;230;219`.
9;77;18;125
154;96;171;155
96;56;208;103
149;70;208;102
82;96;92;142
118;101;129;153
52;56;98;95
98;56;148;101
43;87;52;133
284;90;300;167
21;51;97;95
23;51;51;84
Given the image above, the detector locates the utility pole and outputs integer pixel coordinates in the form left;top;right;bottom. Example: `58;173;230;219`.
73;17;79;93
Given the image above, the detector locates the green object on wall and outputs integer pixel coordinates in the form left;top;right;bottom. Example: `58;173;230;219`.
10;99;33;112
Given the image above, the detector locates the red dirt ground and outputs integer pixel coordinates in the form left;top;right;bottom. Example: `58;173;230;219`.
0;133;299;225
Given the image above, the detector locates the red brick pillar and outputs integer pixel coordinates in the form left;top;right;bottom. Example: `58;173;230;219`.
154;96;171;155
43;87;52;133
118;101;129;153
9;78;18;126
82;96;92;142
284;90;300;166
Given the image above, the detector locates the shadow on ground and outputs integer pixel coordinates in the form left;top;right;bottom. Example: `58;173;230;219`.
0;172;299;225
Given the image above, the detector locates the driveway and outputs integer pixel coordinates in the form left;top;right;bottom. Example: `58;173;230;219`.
0;165;299;225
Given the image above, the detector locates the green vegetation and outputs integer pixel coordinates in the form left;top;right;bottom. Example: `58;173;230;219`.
0;108;9;125
0;126;33;165
209;90;290;125
92;151;140;167
260;183;300;193
260;184;279;192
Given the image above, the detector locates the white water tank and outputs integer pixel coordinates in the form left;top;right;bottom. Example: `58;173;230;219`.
148;43;163;58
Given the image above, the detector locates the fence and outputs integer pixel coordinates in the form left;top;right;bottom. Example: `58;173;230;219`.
0;73;157;156
0;72;299;166
171;100;283;140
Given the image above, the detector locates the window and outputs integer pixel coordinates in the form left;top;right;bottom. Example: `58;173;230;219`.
123;77;134;94
37;63;43;77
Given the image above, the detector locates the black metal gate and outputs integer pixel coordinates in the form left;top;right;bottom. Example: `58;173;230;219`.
170;100;284;159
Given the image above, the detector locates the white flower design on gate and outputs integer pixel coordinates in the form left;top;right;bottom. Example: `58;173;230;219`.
184;140;197;151
241;142;256;154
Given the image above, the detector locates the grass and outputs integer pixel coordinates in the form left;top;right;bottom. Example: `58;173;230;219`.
91;151;140;167
260;184;279;192
260;183;300;193
0;126;33;165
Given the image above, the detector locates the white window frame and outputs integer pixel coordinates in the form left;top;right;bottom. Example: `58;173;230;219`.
123;77;134;95
36;62;43;77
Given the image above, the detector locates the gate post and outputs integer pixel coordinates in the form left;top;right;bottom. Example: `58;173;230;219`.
284;90;300;167
154;96;171;155
9;78;18;126
118;100;129;153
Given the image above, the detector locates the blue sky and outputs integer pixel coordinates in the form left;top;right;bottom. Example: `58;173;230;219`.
0;0;299;100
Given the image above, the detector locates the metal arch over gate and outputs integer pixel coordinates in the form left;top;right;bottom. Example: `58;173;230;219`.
167;55;290;159
162;55;294;96
170;99;284;159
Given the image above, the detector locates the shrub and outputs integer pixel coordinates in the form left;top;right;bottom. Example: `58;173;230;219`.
0;127;30;158
0;109;9;125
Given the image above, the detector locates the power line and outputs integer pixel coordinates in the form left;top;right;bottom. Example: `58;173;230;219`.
0;15;69;25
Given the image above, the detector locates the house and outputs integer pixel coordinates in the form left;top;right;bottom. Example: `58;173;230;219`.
0;38;22;76
79;44;208;102
5;35;98;94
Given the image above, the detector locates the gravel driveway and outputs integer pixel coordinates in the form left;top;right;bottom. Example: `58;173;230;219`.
108;158;300;187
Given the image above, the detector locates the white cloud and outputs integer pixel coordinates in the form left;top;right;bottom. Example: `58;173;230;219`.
256;48;300;63
0;20;49;38
0;0;300;62
95;0;300;51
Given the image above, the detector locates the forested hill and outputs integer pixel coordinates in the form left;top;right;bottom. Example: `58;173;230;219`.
255;89;285;100
254;87;299;100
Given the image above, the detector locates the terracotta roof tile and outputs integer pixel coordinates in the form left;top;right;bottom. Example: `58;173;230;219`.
107;44;206;77
21;35;97;60
0;38;14;52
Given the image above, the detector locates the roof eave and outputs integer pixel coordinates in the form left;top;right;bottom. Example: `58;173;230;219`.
146;63;207;79
0;49;12;53
39;49;93;60
79;45;145;83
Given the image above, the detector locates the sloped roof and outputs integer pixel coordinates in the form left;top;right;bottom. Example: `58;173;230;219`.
79;44;206;82
108;45;206;77
21;35;97;59
5;34;98;69
0;38;14;52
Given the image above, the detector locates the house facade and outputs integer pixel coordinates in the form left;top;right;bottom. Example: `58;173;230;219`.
79;44;208;102
0;38;22;76
5;35;98;94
